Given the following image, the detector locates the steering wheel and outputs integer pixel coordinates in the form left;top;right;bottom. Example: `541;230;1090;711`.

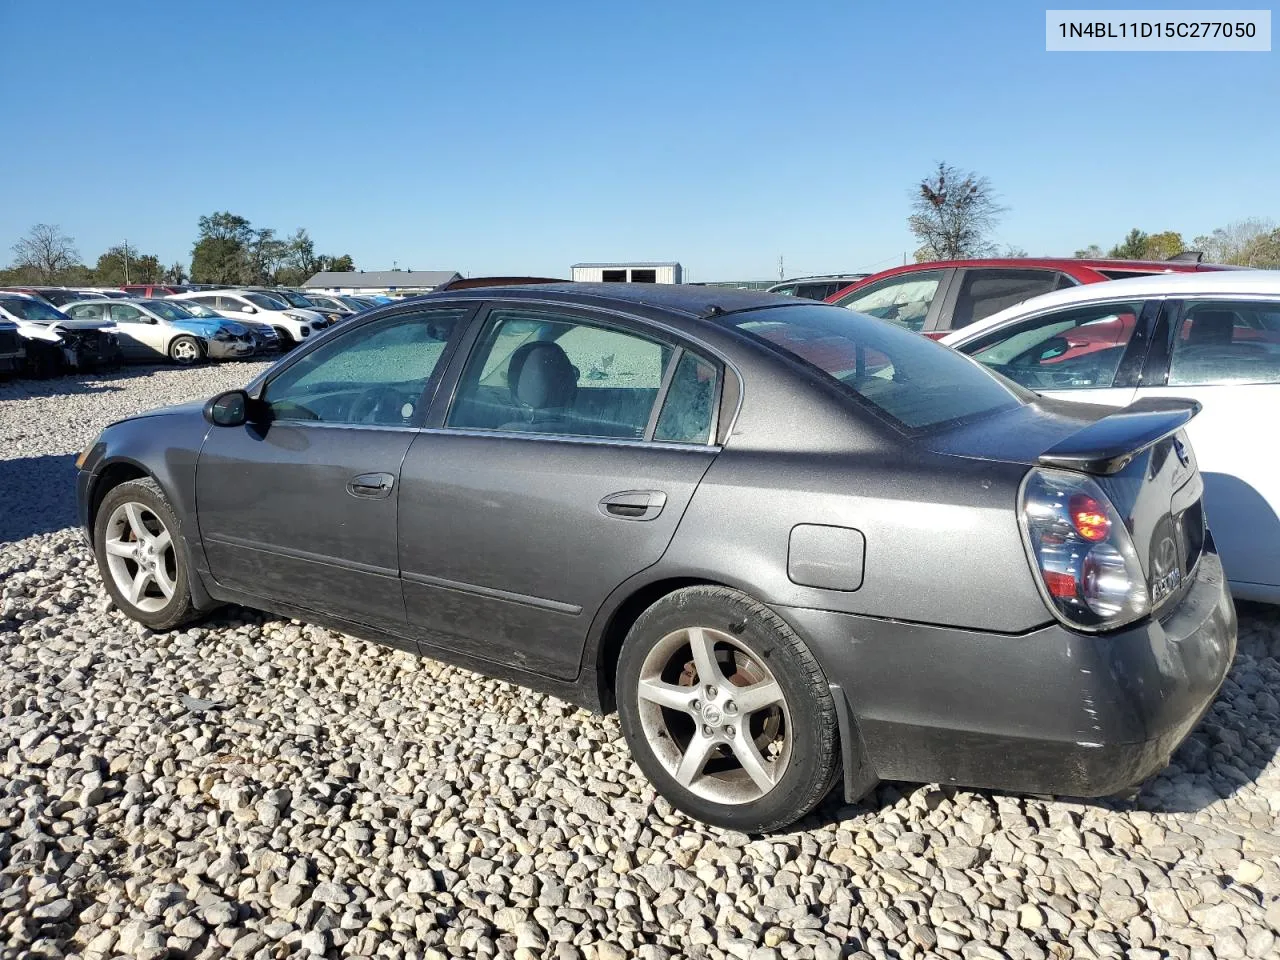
348;386;401;424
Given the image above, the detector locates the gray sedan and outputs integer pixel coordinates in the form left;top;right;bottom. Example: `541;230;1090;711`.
73;285;1235;831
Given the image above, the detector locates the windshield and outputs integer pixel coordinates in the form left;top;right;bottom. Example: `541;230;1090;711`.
0;296;69;323
720;303;1026;431
142;300;197;322
273;290;313;307
245;293;288;310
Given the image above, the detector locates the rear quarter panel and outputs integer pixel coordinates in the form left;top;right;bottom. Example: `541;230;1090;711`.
656;446;1049;632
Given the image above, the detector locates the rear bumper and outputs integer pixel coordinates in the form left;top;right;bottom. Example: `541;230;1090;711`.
778;549;1237;798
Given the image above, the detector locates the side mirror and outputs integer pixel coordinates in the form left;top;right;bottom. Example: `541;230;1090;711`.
204;389;252;427
242;305;257;314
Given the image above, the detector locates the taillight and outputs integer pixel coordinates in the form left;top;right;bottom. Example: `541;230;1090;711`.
1019;467;1150;631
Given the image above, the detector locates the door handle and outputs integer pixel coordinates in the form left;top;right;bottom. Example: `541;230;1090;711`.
599;490;667;521
347;472;395;500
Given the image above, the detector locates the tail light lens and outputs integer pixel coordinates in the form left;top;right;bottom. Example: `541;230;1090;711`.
1019;467;1150;631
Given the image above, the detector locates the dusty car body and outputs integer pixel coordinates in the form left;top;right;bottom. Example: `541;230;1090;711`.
75;285;1235;831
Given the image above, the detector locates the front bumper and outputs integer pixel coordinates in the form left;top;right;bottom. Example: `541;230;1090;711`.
779;548;1237;799
206;338;255;360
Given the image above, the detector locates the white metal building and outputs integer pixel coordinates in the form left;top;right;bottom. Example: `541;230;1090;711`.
303;270;461;295
571;262;683;284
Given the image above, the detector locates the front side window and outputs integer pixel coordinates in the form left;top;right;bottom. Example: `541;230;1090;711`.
1169;300;1280;386
720;303;1024;431
833;271;944;332
110;304;146;324
961;301;1143;391
949;269;1062;329
447;309;673;440
264;308;467;425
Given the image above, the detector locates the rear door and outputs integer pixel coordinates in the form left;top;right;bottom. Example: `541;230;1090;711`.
398;303;725;680
1134;297;1280;597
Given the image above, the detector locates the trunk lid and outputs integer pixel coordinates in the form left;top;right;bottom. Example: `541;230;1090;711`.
930;396;1207;613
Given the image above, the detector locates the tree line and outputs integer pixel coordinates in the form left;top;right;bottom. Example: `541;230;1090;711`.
908;162;1280;267
1;215;356;288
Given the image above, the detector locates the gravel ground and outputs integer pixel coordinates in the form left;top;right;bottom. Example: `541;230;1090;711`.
1;363;1279;960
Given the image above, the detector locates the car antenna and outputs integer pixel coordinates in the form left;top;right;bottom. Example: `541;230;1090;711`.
703;304;725;318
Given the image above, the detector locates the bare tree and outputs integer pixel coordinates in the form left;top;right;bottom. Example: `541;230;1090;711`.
908;163;1006;262
1193;218;1279;266
11;224;81;279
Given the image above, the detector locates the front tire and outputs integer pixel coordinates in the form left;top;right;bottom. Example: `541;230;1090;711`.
169;336;203;365
616;586;841;832
94;478;197;630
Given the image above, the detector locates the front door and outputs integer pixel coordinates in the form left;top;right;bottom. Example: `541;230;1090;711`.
109;302;165;361
195;305;473;633
398;305;724;679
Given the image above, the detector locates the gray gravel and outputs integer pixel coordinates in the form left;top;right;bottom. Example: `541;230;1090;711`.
2;363;1279;960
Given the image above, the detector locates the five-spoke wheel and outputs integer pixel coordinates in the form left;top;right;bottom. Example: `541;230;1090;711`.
93;477;196;630
617;585;842;832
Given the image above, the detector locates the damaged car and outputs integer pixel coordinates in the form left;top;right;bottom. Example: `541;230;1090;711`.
0;292;123;376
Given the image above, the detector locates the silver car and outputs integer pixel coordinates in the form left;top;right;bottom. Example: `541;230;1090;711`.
64;299;253;364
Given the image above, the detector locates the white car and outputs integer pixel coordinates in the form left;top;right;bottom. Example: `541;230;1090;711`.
171;290;324;348
942;270;1280;603
64;298;254;364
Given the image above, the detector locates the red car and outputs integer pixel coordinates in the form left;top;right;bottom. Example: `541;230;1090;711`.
825;257;1233;338
121;284;196;298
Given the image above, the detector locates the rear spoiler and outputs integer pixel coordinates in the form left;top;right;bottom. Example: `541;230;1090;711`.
1038;397;1201;475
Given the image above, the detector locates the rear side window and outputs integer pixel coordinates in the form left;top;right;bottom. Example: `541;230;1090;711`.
949;269;1061;329
722;303;1024;431
654;351;720;443
1169;300;1280;386
961;301;1144;391
834;271;943;332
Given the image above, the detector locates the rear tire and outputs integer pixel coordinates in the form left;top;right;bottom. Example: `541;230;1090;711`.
616;585;841;832
169;336;203;365
94;478;198;631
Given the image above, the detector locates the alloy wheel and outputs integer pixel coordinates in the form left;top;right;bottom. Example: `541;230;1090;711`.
171;339;199;364
635;625;792;804
103;501;177;613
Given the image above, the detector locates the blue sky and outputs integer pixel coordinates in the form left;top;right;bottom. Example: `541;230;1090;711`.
1;1;1276;281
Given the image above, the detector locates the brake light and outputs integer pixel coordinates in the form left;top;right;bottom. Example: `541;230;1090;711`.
1068;493;1111;542
1019;468;1150;631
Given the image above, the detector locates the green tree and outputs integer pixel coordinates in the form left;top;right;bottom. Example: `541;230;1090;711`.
190;211;254;284
320;253;355;273
1141;230;1184;260
908;163;1005;262
93;245;162;285
164;262;188;284
1107;228;1149;259
1074;244;1105;258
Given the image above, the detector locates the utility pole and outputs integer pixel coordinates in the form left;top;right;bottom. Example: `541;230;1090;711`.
123;239;131;284
778;255;784;281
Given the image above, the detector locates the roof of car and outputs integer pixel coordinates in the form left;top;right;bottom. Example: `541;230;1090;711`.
943;269;1280;344
419;282;793;319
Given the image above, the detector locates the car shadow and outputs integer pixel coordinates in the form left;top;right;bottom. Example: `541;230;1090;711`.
805;605;1280;829
0;454;79;543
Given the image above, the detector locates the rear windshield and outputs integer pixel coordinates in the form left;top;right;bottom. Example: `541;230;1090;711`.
721;303;1026;431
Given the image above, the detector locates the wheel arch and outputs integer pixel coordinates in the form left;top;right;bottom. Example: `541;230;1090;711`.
584;571;760;714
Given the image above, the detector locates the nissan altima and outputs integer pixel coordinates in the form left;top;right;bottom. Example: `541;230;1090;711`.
75;284;1236;831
